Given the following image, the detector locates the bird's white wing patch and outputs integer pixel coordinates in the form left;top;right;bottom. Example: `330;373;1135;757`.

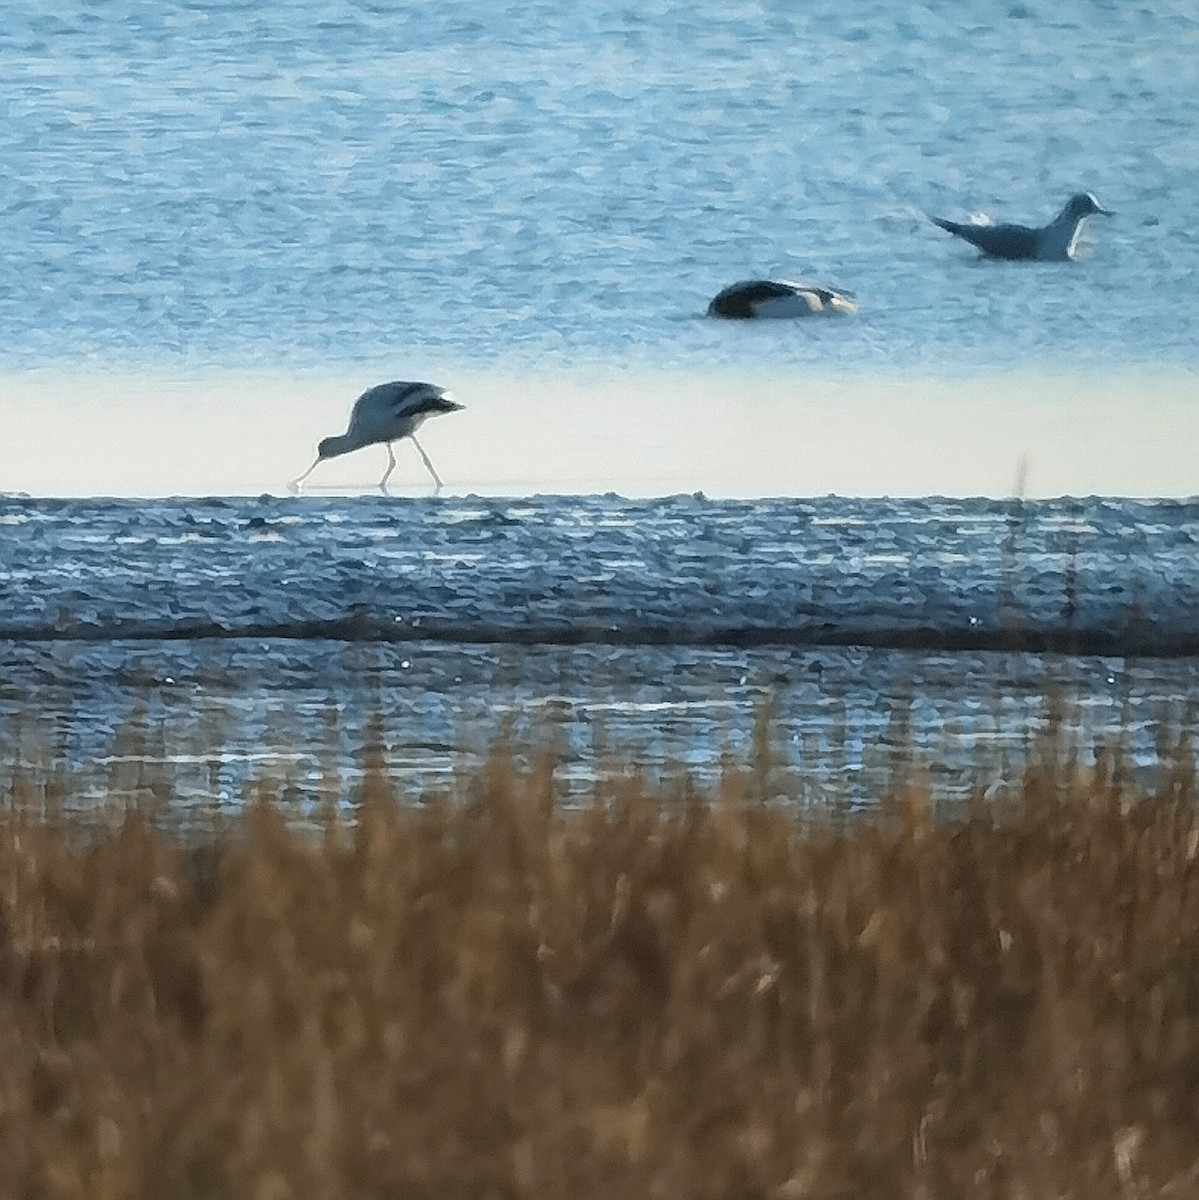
752;292;820;318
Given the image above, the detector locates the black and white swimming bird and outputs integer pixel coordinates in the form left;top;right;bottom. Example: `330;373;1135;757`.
929;192;1112;261
290;380;464;493
707;279;856;319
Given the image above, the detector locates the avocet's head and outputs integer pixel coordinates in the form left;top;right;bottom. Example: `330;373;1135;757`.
317;436;344;460
429;392;465;416
1067;192;1112;218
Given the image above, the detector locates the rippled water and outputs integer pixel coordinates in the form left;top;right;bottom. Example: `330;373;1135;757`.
1;0;1197;372
3;494;1198;648
7;636;1194;822
2;495;1196;816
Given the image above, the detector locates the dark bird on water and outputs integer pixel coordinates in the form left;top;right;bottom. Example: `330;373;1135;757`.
928;192;1112;261
707;278;856;319
290;380;464;494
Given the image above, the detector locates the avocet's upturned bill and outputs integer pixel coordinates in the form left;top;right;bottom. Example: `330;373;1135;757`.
290;380;464;494
707;279;856;319
929;192;1112;261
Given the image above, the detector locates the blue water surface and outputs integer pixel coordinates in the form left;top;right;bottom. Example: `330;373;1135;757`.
2;493;1197;648
1;0;1196;373
3;5;1197;817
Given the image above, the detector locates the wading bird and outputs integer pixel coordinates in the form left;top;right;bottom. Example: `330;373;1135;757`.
929;191;1112;261
707;279;856;319
290;380;464;494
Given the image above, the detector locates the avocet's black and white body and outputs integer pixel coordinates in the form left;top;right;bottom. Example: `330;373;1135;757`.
290;380;464;493
929;192;1112;261
707;279;856;319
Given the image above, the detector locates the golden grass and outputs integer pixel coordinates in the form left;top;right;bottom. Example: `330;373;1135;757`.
2;727;1199;1199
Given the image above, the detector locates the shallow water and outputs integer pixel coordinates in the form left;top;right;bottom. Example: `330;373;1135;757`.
4;636;1195;822
2;494;1195;817
3;494;1197;647
2;4;1197;817
3;367;1199;500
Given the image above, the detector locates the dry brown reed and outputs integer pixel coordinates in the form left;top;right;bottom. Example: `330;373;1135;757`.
3;726;1199;1199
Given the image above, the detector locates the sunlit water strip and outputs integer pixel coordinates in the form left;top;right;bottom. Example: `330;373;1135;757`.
1;640;1193;823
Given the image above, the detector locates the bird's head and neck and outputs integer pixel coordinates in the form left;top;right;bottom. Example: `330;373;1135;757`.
317;434;356;460
1062;192;1112;221
425;395;465;417
1047;192;1112;258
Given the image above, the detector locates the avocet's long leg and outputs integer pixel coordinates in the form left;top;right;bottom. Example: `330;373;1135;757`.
379;442;398;492
288;458;321;494
410;434;444;491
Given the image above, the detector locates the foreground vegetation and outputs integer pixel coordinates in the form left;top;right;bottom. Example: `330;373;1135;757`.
2;728;1199;1199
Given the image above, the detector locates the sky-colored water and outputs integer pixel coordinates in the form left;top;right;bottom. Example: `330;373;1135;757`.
2;0;1197;497
0;366;1195;498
